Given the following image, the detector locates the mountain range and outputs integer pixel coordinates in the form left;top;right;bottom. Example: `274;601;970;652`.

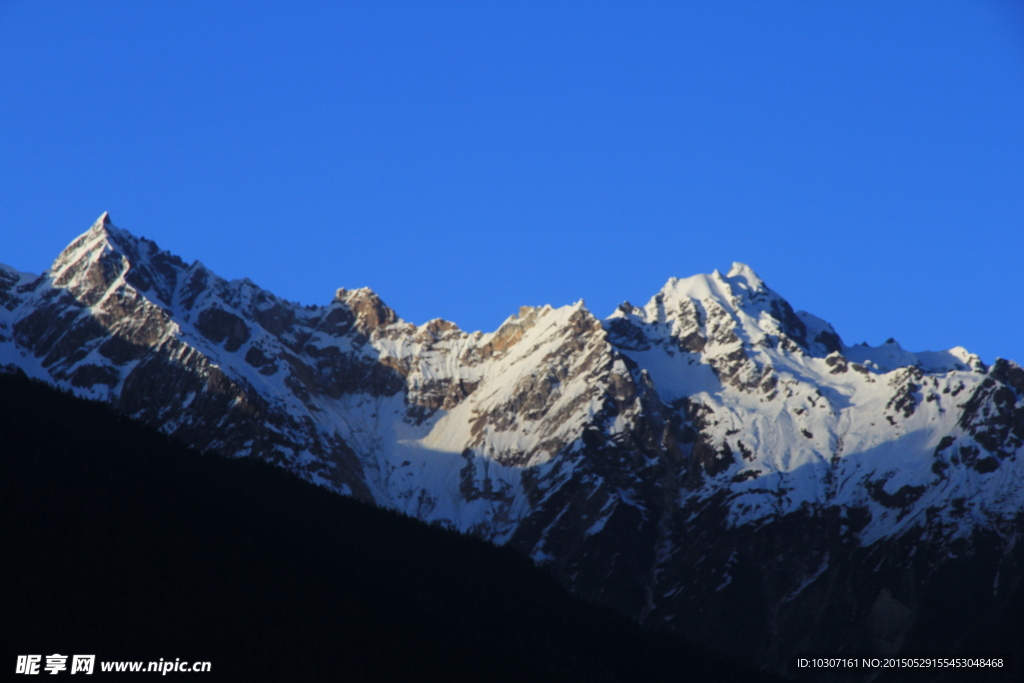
3;214;1021;679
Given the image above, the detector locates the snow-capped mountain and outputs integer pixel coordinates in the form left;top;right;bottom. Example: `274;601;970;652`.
3;214;1021;674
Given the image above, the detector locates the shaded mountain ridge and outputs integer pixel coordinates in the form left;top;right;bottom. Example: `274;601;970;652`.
2;369;784;682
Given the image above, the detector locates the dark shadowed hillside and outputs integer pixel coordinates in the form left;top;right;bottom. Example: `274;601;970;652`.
0;370;784;682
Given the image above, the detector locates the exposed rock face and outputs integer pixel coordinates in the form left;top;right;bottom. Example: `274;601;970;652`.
2;215;1021;679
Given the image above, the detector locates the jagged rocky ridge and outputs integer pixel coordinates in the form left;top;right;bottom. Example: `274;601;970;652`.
2;214;1021;677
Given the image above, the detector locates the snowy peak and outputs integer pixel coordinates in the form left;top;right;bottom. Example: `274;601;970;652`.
334;287;400;333
725;261;764;290
46;213;188;308
655;262;767;309
605;263;841;366
615;262;1001;375
56;212;131;264
45;213;132;305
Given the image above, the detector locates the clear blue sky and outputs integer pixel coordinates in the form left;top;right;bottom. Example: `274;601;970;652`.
2;1;1022;363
